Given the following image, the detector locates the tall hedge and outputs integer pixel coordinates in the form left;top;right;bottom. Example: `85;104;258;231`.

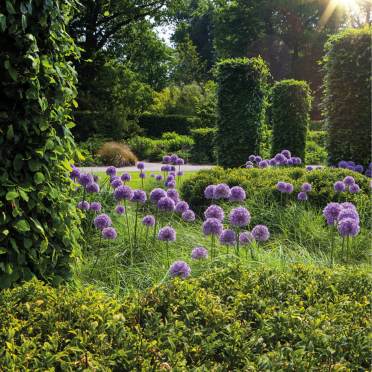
322;27;372;166
0;1;81;287
190;128;217;164
271;79;312;160
216;57;270;168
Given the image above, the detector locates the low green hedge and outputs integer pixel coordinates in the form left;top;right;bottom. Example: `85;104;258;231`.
0;265;370;370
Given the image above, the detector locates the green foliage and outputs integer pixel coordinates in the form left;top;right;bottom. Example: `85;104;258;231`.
322;27;372;166
216;57;270;168
190;128;217;164
138;114;200;137
1;265;370;369
0;0;81;288
271;79;312;160
306;131;328;165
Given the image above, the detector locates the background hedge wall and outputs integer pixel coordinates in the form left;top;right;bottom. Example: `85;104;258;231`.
271;79;312;160
322;27;371;166
0;0;81;287
190;127;217;164
216;57;270;168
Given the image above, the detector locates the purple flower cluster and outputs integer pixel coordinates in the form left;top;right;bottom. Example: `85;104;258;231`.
182;210;195;222
239;231;255;245
203;218;223;236
204;205;224;221
229;186;246;202
214;184;231;199
251;225;270;241
191;247;208;260
169;261;191;279
102;227;117;239
90;202;102;212
158;226;176;241
337;160;365;175
334;176;361;194
94;214;112;230
276;182;294;193
229;207;251;227
219;229;236;245
247;150;302;169
142;215;155;227
114;185;133;201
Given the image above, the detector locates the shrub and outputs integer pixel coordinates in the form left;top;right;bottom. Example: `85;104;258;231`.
306;131;328;165
138;114;201;137
216;57;270;168
322;27;372;166
190;128;217;164
97;142;138;167
0;266;370;370
271;79;312;160
0;0;81;287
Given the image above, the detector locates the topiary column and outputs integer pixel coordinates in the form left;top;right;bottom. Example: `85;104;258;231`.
322;27;372;167
0;1;81;288
216;57;270;168
271;79;312;161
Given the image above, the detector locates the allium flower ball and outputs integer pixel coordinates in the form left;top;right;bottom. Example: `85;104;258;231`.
287;158;294;165
246;164;254;169
142;215;155;227
77;201;90;210
163;155;171;164
90;202;102;212
121;173;131;182
276;182;287;193
102;227;117;240
182;210;195;222
115;205;125;215
337;218;360;237
167;175;175;182
214;183;231;199
340;202;356;211
177;171;184;176
132;189;147;204
354;164;364;173
137;162;145;170
150;188;166;203
248;155;256;162
79;173;93;187
239;231;255;245
343;176;355;186
246;161;254;167
191;247;208;260
323;203;342;225
86;182;100;193
274;153;286;164
94;214;112;230
338;160;348;168
338;209;359;224
166;189;179;203
158;226;176;241
301;183;312;192
297;192;308;201
114;185;133;201
229;186;246;202
106;166;116;177
281;149;291;159
334;181;346;193
251;225;270;242
269;159;277;166
306;166;314;171
176;158;184;165
155;175;163;181
204;185;216;199
170;154;178;163
175;201;189;214
219;229;236;245
202;218;223;236
204;205;224;221
349;184;360;193
139;172;146;179
110;179;122;189
284;183;294;193
167;181;176;189
70;167;80;180
169;261;191;279
292;157;302;165
229;207;251;227
158;196;175;212
255;156;262;163
259;160;269;168
161;165;171;172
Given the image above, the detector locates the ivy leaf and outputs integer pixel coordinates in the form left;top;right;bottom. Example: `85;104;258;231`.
0;14;6;32
14;220;30;232
6;191;18;201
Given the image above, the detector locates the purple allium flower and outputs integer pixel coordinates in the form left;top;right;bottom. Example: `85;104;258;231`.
334;181;346;193
102;227;117;240
323;203;342;225
365;168;372;178
204;185;216;199
137;162;145;170
169;171;176;177
182;210;195;222
139;172;146;179
170;154;178;164
156;174;163;181
259;160;269;168
169;261;191;279
297;192;308;201
166;189;179;203
338;161;348;168
86;182;100;193
301;183;312;192
167;180;176;189
269;158;277;166
306;165;314;171
287;158;294;165
229;186;246;202
175;201;189;214
254;156;262;163
106;166;116;177
284;183;294;193
204;205;224;221
246;161;254;167
177;171;184;176
341;202;357;211
274;153;286;164
349;184;360;193
293;157;302;165
214;183;231;199
79;173;94;187
191;247;208;260
94;213;112;230
150;188;166;203
115;205;125;215
248;155;256;162
354;164;364;173
338;209;360;224
239;231;255;245
246;164;254;169
337;218;360;237
90;202;102;212
163;155;171;164
219;229;236;245
343;176;355;186
276;181;287;193
281;149;292;159
158;196;175;212
176;158;184;165
121;173;131;182
142;215;155;227
114;185;133;201
111;179;122;189
167;175;175;182
251;225;270;242
170;165;176;172
202;218;223;236
70;167;80;180
161;165;171;172
132;189;147;204
229;207;251;227
158;226;176;241
77;201;90;210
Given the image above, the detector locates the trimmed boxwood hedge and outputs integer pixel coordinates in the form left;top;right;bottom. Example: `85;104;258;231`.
0;265;370;370
322;27;371;166
216;57;270;168
190;127;217;164
271;79;312;160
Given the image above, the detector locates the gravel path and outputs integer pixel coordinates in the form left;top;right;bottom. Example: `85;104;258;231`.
81;162;214;173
